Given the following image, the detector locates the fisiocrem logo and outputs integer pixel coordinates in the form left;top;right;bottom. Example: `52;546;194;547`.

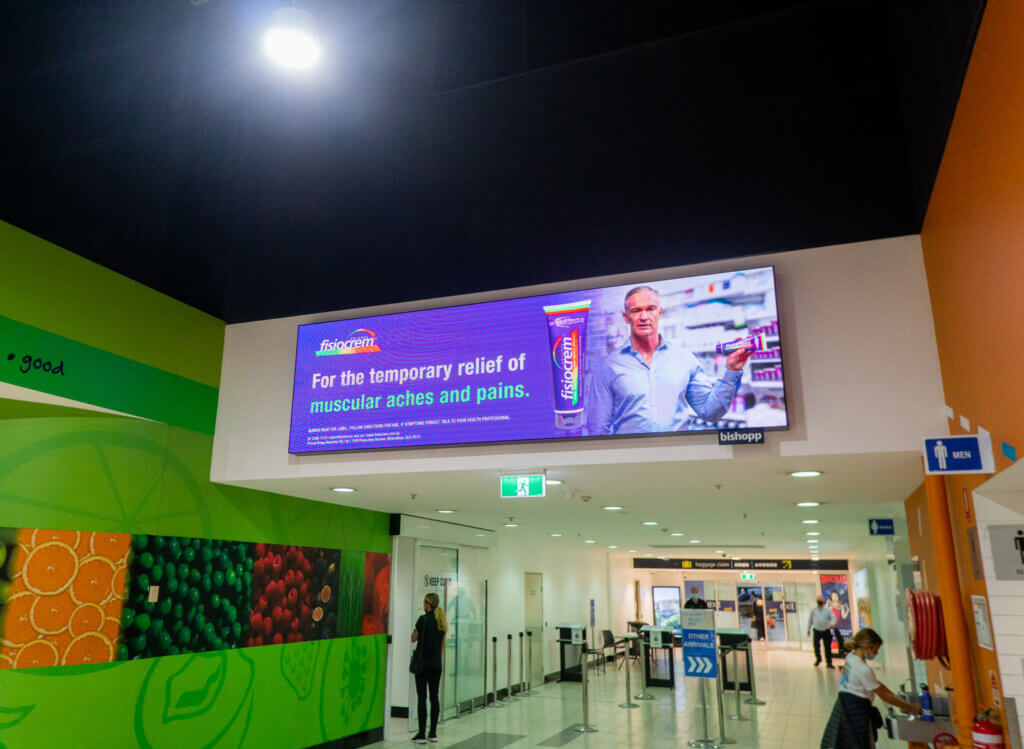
316;328;382;356
552;324;582;405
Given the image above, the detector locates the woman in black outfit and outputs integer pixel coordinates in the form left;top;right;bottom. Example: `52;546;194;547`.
411;592;447;744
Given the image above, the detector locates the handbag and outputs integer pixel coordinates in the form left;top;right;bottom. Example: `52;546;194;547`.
409;645;424;675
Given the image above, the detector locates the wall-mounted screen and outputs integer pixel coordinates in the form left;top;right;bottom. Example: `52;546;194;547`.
652;586;682;629
289;266;787;453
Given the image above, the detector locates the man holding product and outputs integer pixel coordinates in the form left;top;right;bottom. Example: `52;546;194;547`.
808;596;839;668
587;285;753;435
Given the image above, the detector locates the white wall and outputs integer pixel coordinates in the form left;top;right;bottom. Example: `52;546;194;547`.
387;533;615;710
211;235;946;485
974;493;1024;734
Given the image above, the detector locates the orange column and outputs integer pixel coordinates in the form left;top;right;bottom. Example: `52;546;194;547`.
924;474;977;746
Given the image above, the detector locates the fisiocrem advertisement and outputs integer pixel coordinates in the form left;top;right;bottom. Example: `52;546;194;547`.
289;266;787;452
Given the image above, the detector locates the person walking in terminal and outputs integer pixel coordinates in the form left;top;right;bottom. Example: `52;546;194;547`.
684;586;708;609
820;629;921;748
587;285;753;435
809;596;838;667
411;593;447;744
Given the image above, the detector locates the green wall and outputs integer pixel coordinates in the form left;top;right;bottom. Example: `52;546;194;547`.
0;411;390;748
1;223;391;747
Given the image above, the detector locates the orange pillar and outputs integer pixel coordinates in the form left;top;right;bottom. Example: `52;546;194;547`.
923;474;977;746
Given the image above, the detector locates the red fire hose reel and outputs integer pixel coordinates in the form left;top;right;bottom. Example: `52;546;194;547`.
906;588;949;667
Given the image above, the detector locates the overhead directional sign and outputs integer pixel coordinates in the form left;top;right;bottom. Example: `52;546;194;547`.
682;610;717;679
869;518;895;536
499;474;546;498
923;434;995;475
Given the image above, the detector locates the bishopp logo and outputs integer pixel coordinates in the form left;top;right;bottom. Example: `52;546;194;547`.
316;329;382;356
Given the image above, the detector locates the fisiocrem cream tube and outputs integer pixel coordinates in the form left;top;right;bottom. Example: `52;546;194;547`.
715;331;767;355
543;299;591;429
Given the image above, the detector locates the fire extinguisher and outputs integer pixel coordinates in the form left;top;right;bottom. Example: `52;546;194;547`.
972;709;1004;748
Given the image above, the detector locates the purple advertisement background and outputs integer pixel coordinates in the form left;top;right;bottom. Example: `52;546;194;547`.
289;267;785;452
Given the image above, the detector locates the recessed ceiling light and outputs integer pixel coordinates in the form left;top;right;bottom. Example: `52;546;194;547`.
550;533;562;537
545;479;562;486
331;487;356;493
670;532;684;537
504;522;519;528
437;509;455;514
797;501;820;507
584;539;596;544
715;550;725;554
790;471;822;478
629;549;637;553
608;545;618;549
806;531;820;536
475;533;486;537
802;520;819;524
264;7;321;71
603;505;623;511
689;540;701;544
642;521;659;526
732;557;741;561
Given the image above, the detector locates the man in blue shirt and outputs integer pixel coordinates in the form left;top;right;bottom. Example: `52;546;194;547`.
587;285;752;435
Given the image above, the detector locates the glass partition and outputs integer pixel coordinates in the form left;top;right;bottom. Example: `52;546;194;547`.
449;579;487;715
409;544;459;732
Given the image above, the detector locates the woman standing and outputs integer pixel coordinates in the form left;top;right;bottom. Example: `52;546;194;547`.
820;629;921;748
411;593;447;744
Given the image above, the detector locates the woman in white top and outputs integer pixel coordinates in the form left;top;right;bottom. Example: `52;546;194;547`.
821;629;921;748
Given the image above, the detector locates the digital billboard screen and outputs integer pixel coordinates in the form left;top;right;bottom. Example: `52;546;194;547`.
289;266;787;452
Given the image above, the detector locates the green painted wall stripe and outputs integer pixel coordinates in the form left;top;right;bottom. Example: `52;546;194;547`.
0;220;224;388
0;315;218;434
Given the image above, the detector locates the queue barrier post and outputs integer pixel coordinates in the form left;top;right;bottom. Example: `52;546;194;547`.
572;633;597;732
488;636;505;708
727;646;748;721
518;632;526;698
506;634;517;702
525;631;537;695
619;635;639;709
634;635;655;700
714;648;737;745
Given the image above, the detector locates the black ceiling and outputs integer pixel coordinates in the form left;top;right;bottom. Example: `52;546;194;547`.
1;0;984;323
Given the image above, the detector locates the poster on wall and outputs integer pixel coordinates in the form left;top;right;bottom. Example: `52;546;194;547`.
819;574;852;639
853;569;873;628
290;267;787;453
0;526;389;670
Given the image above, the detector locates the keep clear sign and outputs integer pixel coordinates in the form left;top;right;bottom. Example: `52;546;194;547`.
682;609;718;678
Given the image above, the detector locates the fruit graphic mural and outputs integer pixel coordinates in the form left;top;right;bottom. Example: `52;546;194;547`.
119;535;253;659
248;544;340;647
0;527;130;668
361;552;390;635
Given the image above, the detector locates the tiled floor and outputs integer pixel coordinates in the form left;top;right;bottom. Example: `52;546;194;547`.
373;648;908;748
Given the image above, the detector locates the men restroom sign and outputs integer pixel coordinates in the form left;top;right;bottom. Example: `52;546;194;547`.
500;474;546;498
923;435;995;474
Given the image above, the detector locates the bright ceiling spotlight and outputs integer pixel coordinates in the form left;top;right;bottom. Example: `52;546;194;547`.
797;501;820;507
545;479;562;486
264;7;321;71
437;509;455;514
331;487;355;493
642;521;659;526
550;533;562;537
628;549;637;553
504;522;519;528
670;532;684;537
603;505;623;511
790;471;822;478
689;540;701;544
584;539;596;544
802;520;819;524
608;545;618;549
806;531;820;536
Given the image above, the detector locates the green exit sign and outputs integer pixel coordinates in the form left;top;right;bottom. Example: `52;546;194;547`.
740;572;756;581
500;475;546;498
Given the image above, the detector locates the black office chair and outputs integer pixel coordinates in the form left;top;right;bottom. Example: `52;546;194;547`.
600;629;627;669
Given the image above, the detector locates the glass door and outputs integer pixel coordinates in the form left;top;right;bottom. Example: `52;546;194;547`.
409;544;459;731
764;584;786;643
737;584;764;641
783;582;818;650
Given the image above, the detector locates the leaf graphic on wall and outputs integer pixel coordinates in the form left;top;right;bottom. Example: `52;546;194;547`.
0;704;34;729
162;653;225;723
